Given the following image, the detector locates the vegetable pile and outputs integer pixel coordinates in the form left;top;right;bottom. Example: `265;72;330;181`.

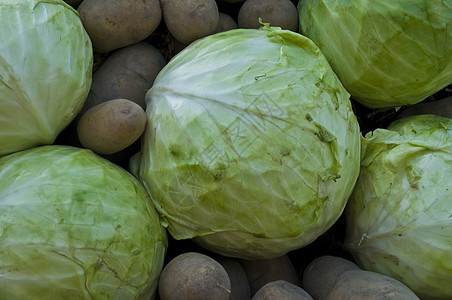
0;0;451;299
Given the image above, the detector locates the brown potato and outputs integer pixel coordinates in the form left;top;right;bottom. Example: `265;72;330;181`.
78;0;162;53
81;42;166;112
219;258;251;300
303;255;361;300
252;280;313;300
77;99;146;155
303;256;420;300
328;270;420;300
237;0;298;31
216;13;238;33
161;0;219;44
241;254;301;296
158;252;231;300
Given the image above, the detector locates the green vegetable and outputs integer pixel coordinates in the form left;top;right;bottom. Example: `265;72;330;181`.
0;145;167;299
131;25;361;259
298;0;452;108
0;0;92;156
344;114;452;300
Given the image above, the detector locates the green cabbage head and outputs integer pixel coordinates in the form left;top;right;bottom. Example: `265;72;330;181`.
0;0;92;156
131;25;361;259
298;0;452;108
0;145;167;300
345;114;452;300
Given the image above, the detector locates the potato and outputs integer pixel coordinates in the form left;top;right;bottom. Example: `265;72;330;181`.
252;280;313;300
161;0;219;44
158;252;231;300
77;99;146;155
303;255;360;299
216;12;238;33
241;254;301;296
328;269;420;300
219;258;251;300
303;256;420;300
237;0;298;31
78;0;162;53
81;42;166;112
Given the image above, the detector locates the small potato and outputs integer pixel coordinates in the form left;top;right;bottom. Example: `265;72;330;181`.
216;13;238;33
241;254;301;296
158;252;231;300
161;0;219;44
237;0;298;31
78;0;162;53
219;258;251;300
81;42;166;112
77;99;146;155
252;280;313;300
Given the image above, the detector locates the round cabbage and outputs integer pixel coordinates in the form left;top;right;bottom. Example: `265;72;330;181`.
0;0;93;156
298;0;452;108
344;114;452;300
0;145;167;299
131;26;361;259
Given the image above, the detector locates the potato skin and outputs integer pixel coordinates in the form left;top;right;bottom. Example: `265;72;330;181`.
219;258;251;300
78;0;162;53
158;252;231;300
252;280;313;300
328;270;420;300
302;256;420;300
237;0;298;31
81;42;166;112
215;13;238;33
161;0;219;44
303;255;360;300
241;254;301;296
77;99;146;154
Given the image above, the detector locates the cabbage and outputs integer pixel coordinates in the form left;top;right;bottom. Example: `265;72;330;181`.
131;25;361;259
0;145;167;299
0;0;92;156
298;0;452;108
344;114;452;299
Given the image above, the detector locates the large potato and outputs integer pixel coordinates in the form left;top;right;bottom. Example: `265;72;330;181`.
78;0;162;53
302;255;361;300
158;252;231;300
303;256;419;300
328;270;420;300
77;99;147;155
161;0;219;44
81;42;166;112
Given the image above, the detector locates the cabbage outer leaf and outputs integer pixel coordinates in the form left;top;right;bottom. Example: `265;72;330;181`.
345;114;452;299
0;0;92;156
0;145;167;300
131;26;361;259
299;0;452;108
